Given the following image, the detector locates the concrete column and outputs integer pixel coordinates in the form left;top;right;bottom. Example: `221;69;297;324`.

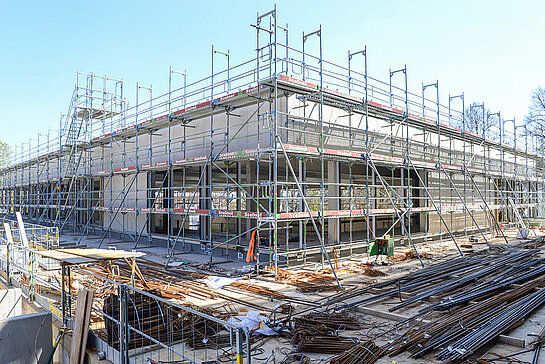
327;161;340;244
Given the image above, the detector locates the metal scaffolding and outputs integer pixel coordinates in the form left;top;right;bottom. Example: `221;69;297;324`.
1;6;544;274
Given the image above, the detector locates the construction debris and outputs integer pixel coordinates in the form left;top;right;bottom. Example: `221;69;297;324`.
512;235;545;249
290;313;364;354
47;239;543;363
268;267;339;292
360;264;387;277
5;211;545;364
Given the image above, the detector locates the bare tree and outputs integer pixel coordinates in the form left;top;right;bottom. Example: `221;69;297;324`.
524;87;545;135
464;102;494;137
0;141;10;169
0;141;11;188
523;87;545;163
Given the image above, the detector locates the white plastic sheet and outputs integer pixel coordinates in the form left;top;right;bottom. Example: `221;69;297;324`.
202;276;241;289
226;310;277;336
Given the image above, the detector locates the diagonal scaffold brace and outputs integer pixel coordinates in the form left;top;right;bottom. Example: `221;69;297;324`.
460;164;509;244
437;163;491;247
277;136;343;290
364;154;424;267
406;157;463;257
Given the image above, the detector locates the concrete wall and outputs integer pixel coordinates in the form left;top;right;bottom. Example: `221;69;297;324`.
85;95;285;176
427;170;490;235
0;311;52;364
0;288;23;319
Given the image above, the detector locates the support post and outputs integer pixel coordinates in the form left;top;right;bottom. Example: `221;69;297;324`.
118;284;129;364
327;161;340;244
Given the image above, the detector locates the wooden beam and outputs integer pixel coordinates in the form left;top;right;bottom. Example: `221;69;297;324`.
69;289;94;364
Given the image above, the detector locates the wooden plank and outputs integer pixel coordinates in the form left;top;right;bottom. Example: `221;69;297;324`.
79;290;94;364
69;290;87;364
70;289;94;364
34;250;95;265
132;259;151;290
36;248;145;265
59;248;145;261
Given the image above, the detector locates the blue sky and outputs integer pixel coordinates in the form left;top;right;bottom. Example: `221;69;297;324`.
1;1;545;151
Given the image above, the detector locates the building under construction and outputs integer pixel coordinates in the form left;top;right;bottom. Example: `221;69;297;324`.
1;9;544;271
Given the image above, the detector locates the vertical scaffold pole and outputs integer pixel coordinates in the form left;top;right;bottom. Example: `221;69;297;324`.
168;67;173;253
273;5;278;274
423;81;439;236
488;111;500;229
256;11;261;271
254;6;277;272
449;93;466;235
137;83;152;245
210;46;230;262
347;47;371;245
391;67;409;240
303;25;324;266
168;68;188;249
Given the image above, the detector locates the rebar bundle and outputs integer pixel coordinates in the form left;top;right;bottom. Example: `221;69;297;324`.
436;286;545;362
329;341;385;364
336;249;537;312
291;312;364;354
370;248;545;362
296;335;360;354
294;313;362;331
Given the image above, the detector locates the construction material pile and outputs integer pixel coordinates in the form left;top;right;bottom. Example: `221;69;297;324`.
387;278;545;361
268;267;339;292
79;261;285;312
42;235;545;363
329;341;385;364
511;235;545;249
81;263;217;301
292;313;362;354
360;264;387;277
329;248;545;362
